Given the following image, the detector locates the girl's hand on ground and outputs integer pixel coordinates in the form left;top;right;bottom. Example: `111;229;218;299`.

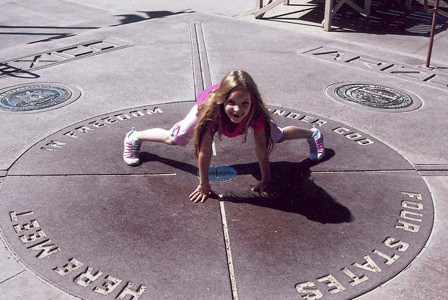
189;184;213;203
252;180;271;198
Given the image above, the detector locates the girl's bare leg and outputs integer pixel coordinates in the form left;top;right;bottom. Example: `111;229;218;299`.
277;126;312;143
132;128;176;145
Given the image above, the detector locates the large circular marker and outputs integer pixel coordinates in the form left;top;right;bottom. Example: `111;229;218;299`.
0;83;81;113
0;102;433;300
326;83;423;113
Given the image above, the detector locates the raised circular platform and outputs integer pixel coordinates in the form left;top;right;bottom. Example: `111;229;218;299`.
0;102;433;300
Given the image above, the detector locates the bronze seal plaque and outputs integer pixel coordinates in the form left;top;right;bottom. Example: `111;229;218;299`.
326;83;422;112
0;83;81;113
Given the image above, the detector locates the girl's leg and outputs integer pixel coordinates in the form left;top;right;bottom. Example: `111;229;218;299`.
276;125;324;160
277;126;313;143
124;128;176;166
132;128;176;145
124;105;198;165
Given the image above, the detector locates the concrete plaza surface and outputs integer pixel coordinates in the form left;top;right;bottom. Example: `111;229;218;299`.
0;1;447;299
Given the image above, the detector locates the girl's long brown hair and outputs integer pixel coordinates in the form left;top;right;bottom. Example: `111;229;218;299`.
193;70;274;158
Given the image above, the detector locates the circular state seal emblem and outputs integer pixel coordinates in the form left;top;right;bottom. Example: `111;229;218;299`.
326;83;422;112
335;84;412;109
0;83;81;113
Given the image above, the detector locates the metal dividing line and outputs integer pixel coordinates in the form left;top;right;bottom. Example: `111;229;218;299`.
190;22;239;299
220;200;239;300
190;23;212;95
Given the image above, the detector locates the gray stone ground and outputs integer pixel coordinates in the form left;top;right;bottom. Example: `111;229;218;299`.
0;0;447;299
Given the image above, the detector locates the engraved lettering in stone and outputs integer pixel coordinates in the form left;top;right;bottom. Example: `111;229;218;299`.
286;112;300;119
334;51;344;61
94;275;123;295
317;274;345;294
89;120;105;128
144;107;163;114
64;131;78;138
351;59;394;72
130;110;145;117
309;48;359;63
300;115;314;123
333;127;350;134
395;220;420;232
400;211;423;222
383;237;409;252
373;250;399;265
345;133;363;140
345;56;380;68
102;116;117;124
353;255;381;273
115;113;131;121
341;267;368;286
76;126;93;133
28;239;61;259
423;74;436;82
311;119;328;127
271;109;286;116
13;220;40;233
402;201;423;210
401;192;422;200
390;66;431;81
10;211;34;222
332;128;374;145
116;282;147;300
344;55;361;63
54;258;84;276
337;52;361;62
41;140;66;151
74;267;103;287
305;47;446;88
312;49;340;59
19;229;47;244
422;74;448;87
357;138;374;145
295;281;323;299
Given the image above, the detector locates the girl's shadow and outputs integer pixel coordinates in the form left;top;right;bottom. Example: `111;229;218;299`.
141;149;353;224
221;150;353;224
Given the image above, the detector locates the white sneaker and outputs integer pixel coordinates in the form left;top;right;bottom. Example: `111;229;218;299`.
307;128;325;160
123;127;142;166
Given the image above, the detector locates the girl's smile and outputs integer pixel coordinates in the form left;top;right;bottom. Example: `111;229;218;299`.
225;89;252;123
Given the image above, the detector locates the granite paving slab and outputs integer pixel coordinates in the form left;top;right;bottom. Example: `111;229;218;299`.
358;176;448;300
0;238;25;283
0;22;194;170
0;270;62;300
219;171;433;300
0;174;231;300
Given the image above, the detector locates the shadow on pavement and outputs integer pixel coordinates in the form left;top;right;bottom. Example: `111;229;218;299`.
0;10;193;45
265;0;448;36
112;10;194;26
222;149;354;224
141;148;353;224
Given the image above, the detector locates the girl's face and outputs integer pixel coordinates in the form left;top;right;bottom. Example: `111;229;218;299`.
224;89;252;123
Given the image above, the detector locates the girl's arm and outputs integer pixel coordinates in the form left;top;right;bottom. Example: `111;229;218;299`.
253;127;271;197
189;128;214;203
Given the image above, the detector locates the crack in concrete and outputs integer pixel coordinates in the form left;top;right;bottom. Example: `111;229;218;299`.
0;270;26;285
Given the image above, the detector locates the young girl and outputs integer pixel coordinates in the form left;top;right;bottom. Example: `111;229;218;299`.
123;70;324;203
